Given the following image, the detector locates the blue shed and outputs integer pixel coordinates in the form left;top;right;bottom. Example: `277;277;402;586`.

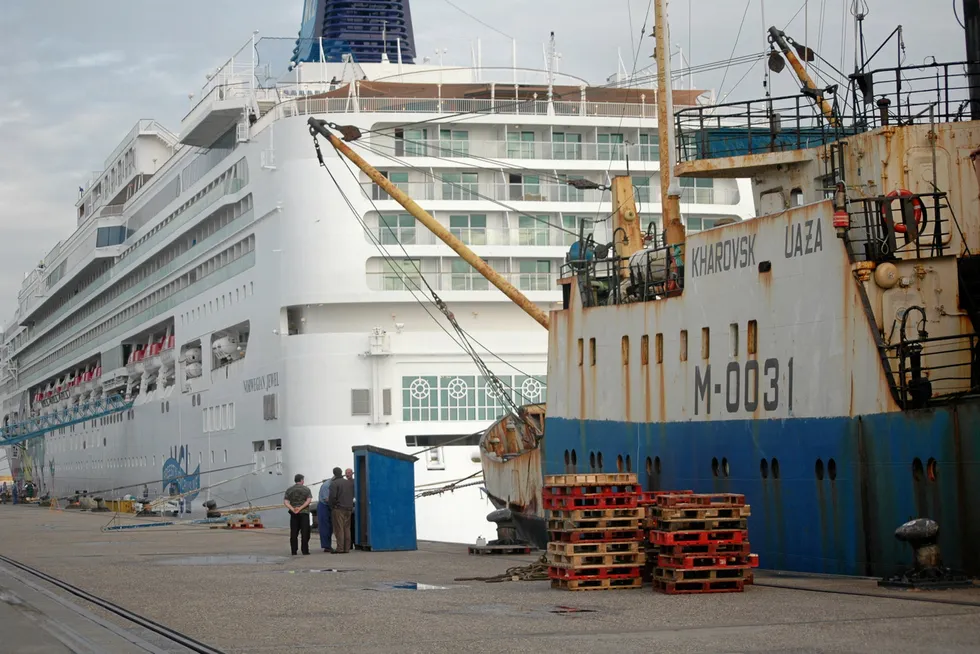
351;445;419;551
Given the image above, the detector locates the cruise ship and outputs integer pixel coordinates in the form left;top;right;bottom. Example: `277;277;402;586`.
0;0;753;540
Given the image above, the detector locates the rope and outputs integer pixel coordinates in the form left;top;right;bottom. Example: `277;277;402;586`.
454;553;550;583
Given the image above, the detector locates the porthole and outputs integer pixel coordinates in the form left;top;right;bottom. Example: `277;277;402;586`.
815;458;825;481
597;451;604;471
912;457;924;481
711;457;719;477
625;454;632;473
721;457;730;478
570;449;577;470
645;456;653;475
589;451;596;471
771;458;780;479
616;455;624;472
760;458;769;479
828;458;837;481
654;456;661;474
926;458;938;482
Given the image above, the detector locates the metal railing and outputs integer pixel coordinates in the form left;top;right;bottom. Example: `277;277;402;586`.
676;60;980;163
365;271;558;293
363;181;608;204
883;331;980;409
371;225;577;248
383;138;662;163
561;238;684;309
843;191;954;262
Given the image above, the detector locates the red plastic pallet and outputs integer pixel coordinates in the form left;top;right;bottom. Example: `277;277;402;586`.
657;541;752;557
649;529;747;546
548;565;641;581
652;578;745;594
657;554;756;569
543;493;639;511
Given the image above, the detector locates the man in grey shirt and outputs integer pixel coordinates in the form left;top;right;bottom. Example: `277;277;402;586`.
328;467;355;553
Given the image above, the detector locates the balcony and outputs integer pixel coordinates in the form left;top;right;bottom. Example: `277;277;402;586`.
365;271;558;293
373;224;578;248
364;181;606;204
389;139;661;163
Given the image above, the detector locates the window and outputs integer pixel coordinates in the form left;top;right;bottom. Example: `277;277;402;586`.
509;174;541;201
634;177;652;204
589;338;597;366
552;132;582;159
578;338;584;366
748;320;758;355
442;172;478;200
730;324;739;357
639;132;659;161
680;329;688;362
96;226;129;247
382;259;422;291
449;214;487;245
641;335;650;365
556;175;585;202
379;214;416;245
506;131;536;158
401;374;545;421
382;389;392;416
518;260;552;291
450;259;488;290
518;215;550;245
598;133;625;160
351;389;371;415
680;177;715;203
622;335;630;366
701;327;710;359
561;215;579;245
438;129;469;156
373;171;409;200
404;128;428;156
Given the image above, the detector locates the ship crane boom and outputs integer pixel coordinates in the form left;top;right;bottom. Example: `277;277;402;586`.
307;117;549;330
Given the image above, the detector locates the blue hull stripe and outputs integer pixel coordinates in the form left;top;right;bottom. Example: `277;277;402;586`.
543;402;980;577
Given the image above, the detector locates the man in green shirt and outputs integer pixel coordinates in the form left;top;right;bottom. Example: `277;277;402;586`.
283;473;313;555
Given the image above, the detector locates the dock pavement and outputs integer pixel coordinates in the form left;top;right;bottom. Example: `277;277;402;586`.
2;504;980;653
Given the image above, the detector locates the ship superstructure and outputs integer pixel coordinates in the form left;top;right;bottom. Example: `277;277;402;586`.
0;2;752;541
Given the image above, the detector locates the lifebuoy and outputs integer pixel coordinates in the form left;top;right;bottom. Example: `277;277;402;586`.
882;189;923;234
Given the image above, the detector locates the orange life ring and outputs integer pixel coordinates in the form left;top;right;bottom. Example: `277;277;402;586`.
882;189;923;234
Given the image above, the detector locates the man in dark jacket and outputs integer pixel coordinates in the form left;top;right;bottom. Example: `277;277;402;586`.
283;473;313;555
328;466;355;553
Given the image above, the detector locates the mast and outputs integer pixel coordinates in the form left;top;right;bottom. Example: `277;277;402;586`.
654;0;685;250
308;118;550;329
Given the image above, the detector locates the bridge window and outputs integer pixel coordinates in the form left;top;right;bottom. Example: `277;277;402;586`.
96;226;129;247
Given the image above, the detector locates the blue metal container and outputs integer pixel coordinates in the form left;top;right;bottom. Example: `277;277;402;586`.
351;445;419;551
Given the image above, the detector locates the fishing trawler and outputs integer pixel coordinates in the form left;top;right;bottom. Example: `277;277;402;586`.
320;1;980;577
0;0;752;540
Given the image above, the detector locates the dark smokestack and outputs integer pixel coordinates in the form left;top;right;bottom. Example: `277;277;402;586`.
964;1;980;119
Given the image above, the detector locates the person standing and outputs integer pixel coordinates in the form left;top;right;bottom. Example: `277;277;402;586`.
329;467;355;553
317;472;338;552
345;467;356;547
283;473;312;555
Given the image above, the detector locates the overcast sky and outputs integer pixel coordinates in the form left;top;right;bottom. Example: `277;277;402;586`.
0;0;967;317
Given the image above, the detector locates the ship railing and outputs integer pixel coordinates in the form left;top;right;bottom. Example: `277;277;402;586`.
843;191;956;262
561;240;684;308
367;224;579;248
675;93;851;162
369;136;664;164
883;332;980;409
852;60;978;129
360;180;610;204
364;270;558;293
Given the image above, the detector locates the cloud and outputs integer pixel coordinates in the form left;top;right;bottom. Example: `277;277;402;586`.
56;50;126;70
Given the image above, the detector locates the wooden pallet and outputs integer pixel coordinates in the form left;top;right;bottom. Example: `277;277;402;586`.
652;578;745;594
548;517;642;531
548;528;644;543
649;505;751;520
654;517;749;532
551;577;643;591
637;490;693;505
649;529;748;546
225;522;264;529
548;507;643;521
544;473;638;486
653;565;749;582
548;551;646;567
468;544;533;555
655;493;746;508
547;540;640;556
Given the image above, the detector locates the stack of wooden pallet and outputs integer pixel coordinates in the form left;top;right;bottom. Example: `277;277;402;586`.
649;492;758;594
638;490;692;582
544;473;644;591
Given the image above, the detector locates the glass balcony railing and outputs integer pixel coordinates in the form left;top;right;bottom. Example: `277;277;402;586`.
365;270;558;293
372;225;578;248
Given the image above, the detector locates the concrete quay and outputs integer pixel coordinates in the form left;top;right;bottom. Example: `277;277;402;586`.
2;505;980;653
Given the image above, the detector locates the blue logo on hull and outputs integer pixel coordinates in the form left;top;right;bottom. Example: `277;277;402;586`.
162;445;200;501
